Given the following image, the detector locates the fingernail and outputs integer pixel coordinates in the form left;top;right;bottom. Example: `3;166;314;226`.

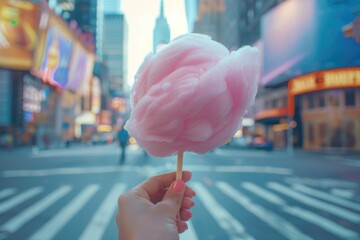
172;179;185;193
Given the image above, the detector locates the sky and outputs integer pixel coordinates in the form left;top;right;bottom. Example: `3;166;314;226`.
121;0;188;89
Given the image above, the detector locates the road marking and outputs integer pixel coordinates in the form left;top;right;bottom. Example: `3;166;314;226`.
292;184;360;212
283;206;359;239
191;182;254;240
285;177;357;188
245;183;359;239
79;184;126;240
268;182;360;223
0;187;42;214
0;186;71;234
30;185;99;240
241;182;286;205
213;166;292;175
180;220;198;240
330;188;354;199
217;182;313;240
2;165;291;177
0;188;16;200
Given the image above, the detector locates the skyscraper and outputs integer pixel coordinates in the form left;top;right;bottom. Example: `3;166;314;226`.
153;0;170;53
104;0;120;13
71;0;104;58
103;13;127;96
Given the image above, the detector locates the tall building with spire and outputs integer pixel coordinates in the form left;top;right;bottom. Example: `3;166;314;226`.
153;0;170;53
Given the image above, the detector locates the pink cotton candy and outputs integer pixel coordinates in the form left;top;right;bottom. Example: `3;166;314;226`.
125;33;260;157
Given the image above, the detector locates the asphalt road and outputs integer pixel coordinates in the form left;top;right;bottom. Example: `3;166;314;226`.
0;144;359;240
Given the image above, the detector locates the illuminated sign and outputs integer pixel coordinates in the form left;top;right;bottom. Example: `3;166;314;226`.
289;68;360;96
0;1;40;70
288;67;360;116
289;75;317;95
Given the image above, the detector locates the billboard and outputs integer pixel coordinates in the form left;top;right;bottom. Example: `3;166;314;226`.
261;0;360;86
32;2;74;89
40;27;73;88
66;44;95;94
0;1;40;70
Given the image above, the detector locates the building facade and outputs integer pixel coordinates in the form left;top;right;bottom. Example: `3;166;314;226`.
253;0;360;152
103;13;127;96
153;0;170;53
71;0;103;58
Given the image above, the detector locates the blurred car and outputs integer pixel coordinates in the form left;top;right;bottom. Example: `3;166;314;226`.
231;135;273;151
91;133;114;145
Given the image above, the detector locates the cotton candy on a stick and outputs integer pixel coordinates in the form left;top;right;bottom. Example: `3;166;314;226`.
125;33;260;177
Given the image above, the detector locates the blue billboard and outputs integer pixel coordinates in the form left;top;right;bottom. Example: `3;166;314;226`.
40;27;73;88
261;0;360;86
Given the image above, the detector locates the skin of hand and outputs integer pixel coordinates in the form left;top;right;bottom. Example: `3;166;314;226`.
116;171;196;240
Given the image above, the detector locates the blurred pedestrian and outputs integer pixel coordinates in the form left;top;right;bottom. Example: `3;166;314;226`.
43;132;49;149
4;132;13;150
117;126;129;164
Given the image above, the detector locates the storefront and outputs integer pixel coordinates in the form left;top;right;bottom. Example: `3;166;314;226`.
288;68;360;151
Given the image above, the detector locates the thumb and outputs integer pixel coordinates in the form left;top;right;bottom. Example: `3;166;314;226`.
161;179;185;217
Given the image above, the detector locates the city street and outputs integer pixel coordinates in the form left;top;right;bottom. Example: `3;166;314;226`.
0;144;359;240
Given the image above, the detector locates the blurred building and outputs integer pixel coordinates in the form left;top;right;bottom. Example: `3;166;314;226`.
104;0;121;14
71;0;103;58
153;0;170;53
184;0;199;32
103;13;128;97
253;0;360;152
190;0;283;50
0;0;97;148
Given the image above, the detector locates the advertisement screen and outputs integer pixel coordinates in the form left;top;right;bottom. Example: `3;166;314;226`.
66;44;95;93
0;1;40;70
40;27;73;88
261;0;360;86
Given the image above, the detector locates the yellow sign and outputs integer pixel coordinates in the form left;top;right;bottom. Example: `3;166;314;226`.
289;68;360;96
290;75;317;95
324;70;360;88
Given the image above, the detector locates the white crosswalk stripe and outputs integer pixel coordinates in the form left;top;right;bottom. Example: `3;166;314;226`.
217;182;313;240
291;184;360;212
79;183;126;240
30;185;99;240
283;206;359;239
0;186;71;234
0;187;43;214
241;182;285;205
0;181;359;239
0;188;16;200
191;182;254;240
268;182;360;223
180;220;199;240
241;182;359;239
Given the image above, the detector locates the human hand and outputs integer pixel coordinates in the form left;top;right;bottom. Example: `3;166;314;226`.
116;171;196;240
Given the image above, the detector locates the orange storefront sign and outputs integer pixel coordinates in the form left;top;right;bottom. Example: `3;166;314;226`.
254;107;288;120
288;67;360;116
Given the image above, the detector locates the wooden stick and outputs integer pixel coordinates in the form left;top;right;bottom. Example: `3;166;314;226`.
176;151;184;179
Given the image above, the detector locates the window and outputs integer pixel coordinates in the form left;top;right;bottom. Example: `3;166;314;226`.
345;89;356;106
308;123;314;143
328;90;340;107
308;94;314;109
318;93;325;107
272;99;279;108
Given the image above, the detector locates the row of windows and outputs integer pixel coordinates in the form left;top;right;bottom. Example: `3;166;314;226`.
305;89;357;109
307;120;357;148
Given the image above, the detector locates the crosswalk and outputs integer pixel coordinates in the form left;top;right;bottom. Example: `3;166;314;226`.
0;180;359;240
